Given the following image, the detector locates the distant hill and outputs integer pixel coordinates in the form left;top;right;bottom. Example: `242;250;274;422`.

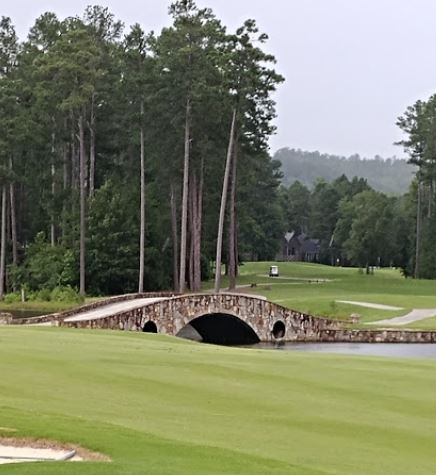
274;148;416;194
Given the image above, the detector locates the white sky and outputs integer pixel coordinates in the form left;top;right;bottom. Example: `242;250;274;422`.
4;0;436;158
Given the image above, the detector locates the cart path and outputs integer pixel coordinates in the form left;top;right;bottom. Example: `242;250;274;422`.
64;297;166;323
336;300;403;310
368;308;436;326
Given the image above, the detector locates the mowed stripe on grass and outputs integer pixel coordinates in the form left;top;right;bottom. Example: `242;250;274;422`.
1;327;436;474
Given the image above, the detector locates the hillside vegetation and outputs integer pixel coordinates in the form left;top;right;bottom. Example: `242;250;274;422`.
275;148;415;194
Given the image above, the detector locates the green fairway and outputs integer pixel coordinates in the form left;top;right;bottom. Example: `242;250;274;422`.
1;327;436;474
217;262;436;326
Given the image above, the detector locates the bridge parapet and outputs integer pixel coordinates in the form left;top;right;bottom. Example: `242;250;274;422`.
61;293;342;342
11;291;180;326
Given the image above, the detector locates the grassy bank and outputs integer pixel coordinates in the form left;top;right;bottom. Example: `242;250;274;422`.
219;262;436;325
1;328;436;474
0;298;102;316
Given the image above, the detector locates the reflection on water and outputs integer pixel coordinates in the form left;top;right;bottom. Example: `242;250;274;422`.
243;342;436;358
0;309;47;319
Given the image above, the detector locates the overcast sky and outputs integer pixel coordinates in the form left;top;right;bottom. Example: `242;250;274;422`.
4;0;436;158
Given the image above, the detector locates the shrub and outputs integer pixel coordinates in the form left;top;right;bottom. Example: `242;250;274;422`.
3;292;22;304
50;286;83;303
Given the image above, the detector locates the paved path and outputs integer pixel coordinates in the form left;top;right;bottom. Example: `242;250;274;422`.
256;275;332;282
336;300;403;311
369;309;436;326
64;297;166;323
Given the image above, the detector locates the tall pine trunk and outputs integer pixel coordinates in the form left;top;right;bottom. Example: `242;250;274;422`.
0;186;7;299
62;143;69;244
71;113;78;190
179;96;191;293
89;93;96;198
138;101;145;293
214;109;237;293
228;141;238;290
9;157;17;269
193;159;204;291
50;130;56;246
188;174;195;291
170;182;179;291
415;180;422;279
78;113;86;296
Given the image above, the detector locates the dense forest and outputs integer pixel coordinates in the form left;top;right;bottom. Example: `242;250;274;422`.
0;1;434;302
275;148;415;194
0;1;284;299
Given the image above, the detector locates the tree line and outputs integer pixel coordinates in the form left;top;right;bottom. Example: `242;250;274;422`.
275;148;415;195
279;175;413;274
396;95;436;279
0;1;284;299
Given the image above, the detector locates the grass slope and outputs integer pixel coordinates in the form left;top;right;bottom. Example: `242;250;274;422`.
219;262;436;325
1;328;436;474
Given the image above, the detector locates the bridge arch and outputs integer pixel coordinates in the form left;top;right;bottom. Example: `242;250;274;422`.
143;321;157;333
176;312;260;345
272;320;286;339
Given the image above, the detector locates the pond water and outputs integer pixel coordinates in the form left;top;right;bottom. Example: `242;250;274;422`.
244;342;436;359
0;309;47;319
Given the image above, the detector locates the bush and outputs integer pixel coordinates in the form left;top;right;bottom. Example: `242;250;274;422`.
32;288;52;302
50;286;83;303
3;292;22;304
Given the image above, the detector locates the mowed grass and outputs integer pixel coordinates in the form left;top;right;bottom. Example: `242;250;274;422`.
216;262;436;325
2;327;436;474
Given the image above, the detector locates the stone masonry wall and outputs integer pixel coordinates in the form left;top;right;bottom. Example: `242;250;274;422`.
12;291;436;343
12;291;180;326
62;293;342;342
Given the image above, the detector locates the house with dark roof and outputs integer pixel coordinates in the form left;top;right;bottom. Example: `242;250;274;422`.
277;231;320;262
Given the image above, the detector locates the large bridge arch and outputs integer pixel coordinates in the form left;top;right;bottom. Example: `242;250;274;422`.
176;312;260;345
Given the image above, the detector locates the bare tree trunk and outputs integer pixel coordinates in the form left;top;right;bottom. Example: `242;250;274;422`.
193;158;204;291
188;173;195;291
62;144;68;244
50;130;56;246
138;101;145;293
9;157;17;269
415;180;422;279
0;186;7;299
214;109;237;293
71;113;77;190
170;182;179;291
89;93;96;198
228;141;238;290
189;231;194;291
78;113;86;296
179;96;191;293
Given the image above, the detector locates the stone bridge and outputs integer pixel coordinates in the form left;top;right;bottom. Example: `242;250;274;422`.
14;292;342;344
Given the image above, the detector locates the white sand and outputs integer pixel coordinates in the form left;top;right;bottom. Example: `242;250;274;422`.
336;300;403;310
0;444;81;464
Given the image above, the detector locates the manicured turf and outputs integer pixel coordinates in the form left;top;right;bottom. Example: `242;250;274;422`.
1;327;436;474
219;262;436;325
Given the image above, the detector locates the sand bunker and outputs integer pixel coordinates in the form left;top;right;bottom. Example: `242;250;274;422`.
336;300;403;310
0;437;110;465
